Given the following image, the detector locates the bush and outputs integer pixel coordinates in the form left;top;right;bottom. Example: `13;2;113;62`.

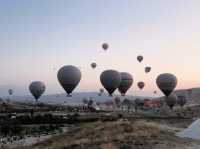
118;114;123;119
0;119;23;136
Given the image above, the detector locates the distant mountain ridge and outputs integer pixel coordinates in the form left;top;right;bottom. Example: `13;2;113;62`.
3;87;200;105
3;92;153;105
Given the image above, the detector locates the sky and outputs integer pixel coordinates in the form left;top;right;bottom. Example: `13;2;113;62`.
0;0;200;96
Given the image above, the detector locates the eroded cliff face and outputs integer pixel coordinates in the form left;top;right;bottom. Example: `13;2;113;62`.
174;88;200;105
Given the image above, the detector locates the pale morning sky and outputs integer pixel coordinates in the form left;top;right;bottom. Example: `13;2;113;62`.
0;0;200;96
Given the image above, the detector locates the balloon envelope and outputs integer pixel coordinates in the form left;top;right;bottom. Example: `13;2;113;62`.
137;55;143;62
145;67;151;73
88;99;94;107
102;43;109;50
134;98;142;106
165;94;177;109
82;98;88;105
118;72;133;96
177;95;187;107
8;89;14;95
29;81;45;101
98;88;104;96
137;82;145;90
122;98;132;106
99;88;104;93
156;73;177;97
100;70;121;96
57;65;81;96
91;63;97;69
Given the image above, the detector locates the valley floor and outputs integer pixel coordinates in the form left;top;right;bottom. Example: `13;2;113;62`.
12;118;200;149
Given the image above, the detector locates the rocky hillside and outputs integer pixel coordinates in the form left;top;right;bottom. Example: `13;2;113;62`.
174;88;200;104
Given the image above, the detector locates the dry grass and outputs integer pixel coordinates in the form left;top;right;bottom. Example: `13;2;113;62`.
19;120;160;149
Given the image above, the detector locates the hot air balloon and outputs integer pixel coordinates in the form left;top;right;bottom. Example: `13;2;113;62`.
100;70;121;96
8;89;14;95
122;98;132;106
98;88;104;96
137;82;145;90
177;95;187;107
91;63;97;69
135;98;144;107
114;97;121;108
165;94;177;110
88;98;94;107
29;81;46;102
122;98;133;112
57;65;81;97
134;98;141;106
102;43;109;51
137;55;143;63
156;73;177;97
118;72;133;96
100;88;104;94
159;99;165;108
145;67;151;73
82;98;88;105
